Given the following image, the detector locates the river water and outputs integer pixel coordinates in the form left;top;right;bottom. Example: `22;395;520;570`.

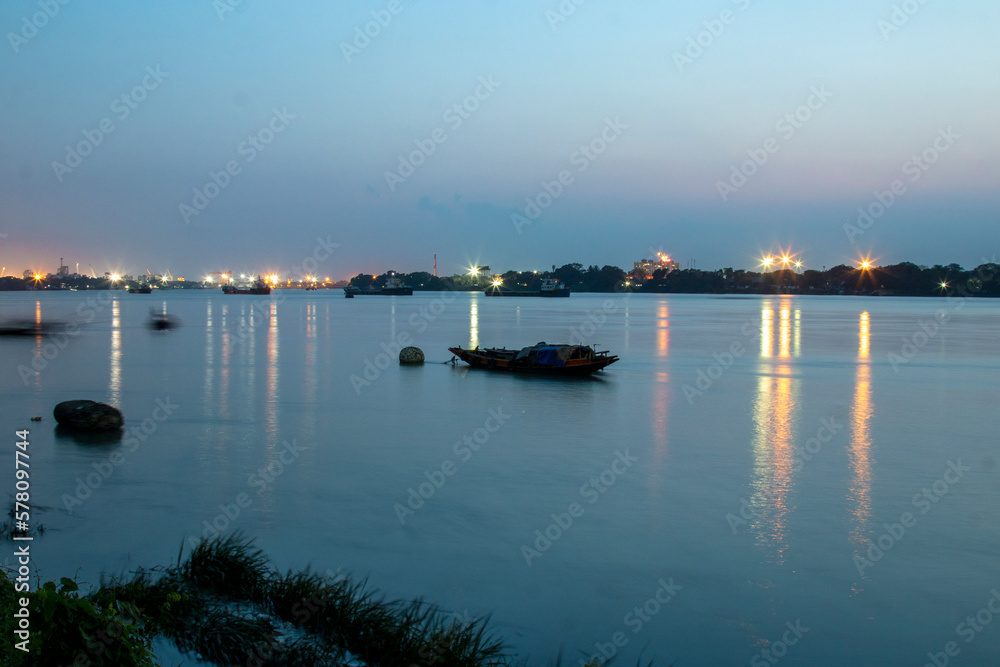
2;290;999;666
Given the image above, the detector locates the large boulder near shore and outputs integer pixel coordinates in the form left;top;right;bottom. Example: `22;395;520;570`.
53;400;124;432
399;346;425;365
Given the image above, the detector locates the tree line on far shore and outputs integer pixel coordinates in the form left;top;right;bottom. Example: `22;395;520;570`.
349;261;1000;297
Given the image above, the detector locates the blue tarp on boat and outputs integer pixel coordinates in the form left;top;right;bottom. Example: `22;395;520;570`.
535;346;563;367
514;343;582;367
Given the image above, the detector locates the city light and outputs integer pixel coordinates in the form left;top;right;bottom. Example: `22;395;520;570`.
110;274;120;281
204;276;213;283
761;256;774;269
492;278;503;287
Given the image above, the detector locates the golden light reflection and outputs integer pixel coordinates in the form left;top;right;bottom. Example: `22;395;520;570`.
761;308;773;357
33;301;43;373
760;301;799;359
749;361;797;563
27;301;42;388
778;308;791;358
469;300;479;349
109;299;121;406
749;300;801;563
656;303;670;357
793;310;801;357
849;312;873;590
858;311;870;359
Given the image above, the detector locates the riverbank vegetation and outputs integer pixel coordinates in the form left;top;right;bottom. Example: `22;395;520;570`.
353;261;1000;296
1;533;651;666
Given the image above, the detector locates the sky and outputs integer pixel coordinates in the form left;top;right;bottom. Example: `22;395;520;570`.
2;0;998;280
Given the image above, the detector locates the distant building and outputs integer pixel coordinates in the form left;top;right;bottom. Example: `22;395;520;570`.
632;253;679;279
56;258;70;276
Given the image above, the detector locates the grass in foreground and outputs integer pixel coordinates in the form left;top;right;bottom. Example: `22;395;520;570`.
1;532;659;666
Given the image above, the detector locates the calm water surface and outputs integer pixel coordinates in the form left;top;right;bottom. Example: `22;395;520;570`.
2;290;999;666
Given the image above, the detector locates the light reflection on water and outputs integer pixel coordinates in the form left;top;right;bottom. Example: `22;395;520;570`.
656;303;669;358
750;300;799;562
650;304;670;492
750;362;797;562
469;299;479;349
265;300;279;444
849;312;874;592
109;298;122;407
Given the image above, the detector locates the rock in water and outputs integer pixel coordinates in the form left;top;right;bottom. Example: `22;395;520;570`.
53;400;124;431
399;346;425;365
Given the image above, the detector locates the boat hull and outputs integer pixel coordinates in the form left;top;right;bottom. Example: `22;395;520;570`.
448;345;618;375
344;286;413;296
484;288;570;297
222;286;271;295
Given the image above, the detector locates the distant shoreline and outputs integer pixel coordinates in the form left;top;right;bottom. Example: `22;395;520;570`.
3;259;998;298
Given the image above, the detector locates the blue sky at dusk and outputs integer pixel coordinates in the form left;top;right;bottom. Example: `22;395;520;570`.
2;0;998;279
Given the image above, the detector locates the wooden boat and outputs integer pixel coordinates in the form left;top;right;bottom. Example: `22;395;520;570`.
448;342;618;375
222;276;271;295
484;277;569;297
